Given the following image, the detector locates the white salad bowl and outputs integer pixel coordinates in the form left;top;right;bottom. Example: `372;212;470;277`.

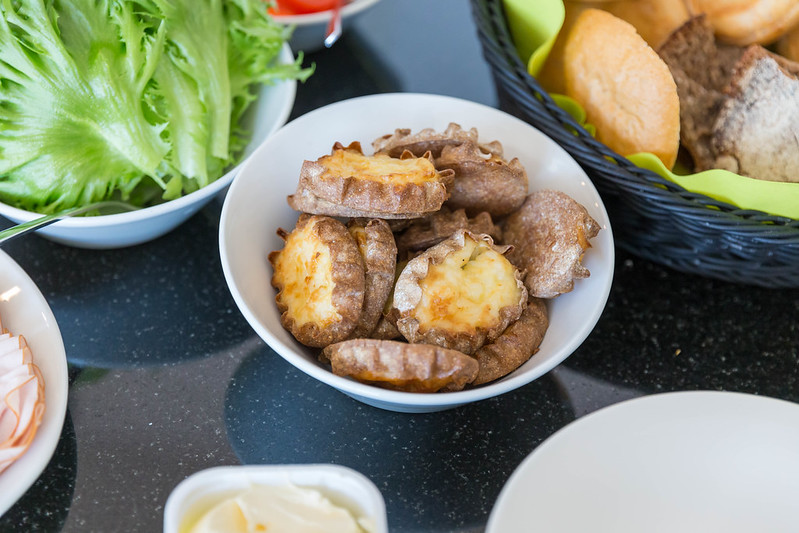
0;46;297;250
273;0;383;52
219;93;614;413
164;464;388;533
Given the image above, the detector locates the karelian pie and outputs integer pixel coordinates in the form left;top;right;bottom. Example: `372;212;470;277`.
372;122;502;159
436;141;528;217
346;218;397;339
392;230;527;355
502;190;601;299
323;338;479;393
288;141;453;219
374;124;528;216
269;214;365;348
471;297;549;386
394;207;501;258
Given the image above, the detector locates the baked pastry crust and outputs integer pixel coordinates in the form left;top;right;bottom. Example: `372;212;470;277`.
346;219;398;338
395;207;502;257
323;339;479;393
269;214;365;348
372;122;503;159
472;297;549;386
502;190;601;299
437;141;528;217
292;141;453;218
392;230;527;355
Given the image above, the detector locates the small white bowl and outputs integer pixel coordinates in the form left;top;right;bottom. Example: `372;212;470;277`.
0;46;297;250
273;0;383;52
219;93;614;413
164;464;388;533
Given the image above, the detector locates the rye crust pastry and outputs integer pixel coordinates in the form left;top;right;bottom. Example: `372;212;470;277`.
436;141;528;217
472;297;549;386
372;122;503;159
346;219;398;339
323;338;479;393
290;141;453;218
392;230;527;355
269;214;365;348
394;207;502;257
502;190;601;299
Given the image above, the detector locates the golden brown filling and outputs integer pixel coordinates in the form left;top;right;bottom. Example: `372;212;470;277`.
321;149;439;185
273;221;340;328
415;236;521;333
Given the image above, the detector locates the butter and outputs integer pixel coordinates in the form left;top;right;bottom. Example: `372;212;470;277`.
187;484;371;533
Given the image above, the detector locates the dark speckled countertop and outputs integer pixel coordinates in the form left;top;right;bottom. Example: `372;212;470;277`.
1;1;798;532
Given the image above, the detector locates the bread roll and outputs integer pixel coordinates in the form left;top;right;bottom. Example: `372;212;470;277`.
563;8;680;169
684;0;799;45
541;0;689;93
566;0;690;48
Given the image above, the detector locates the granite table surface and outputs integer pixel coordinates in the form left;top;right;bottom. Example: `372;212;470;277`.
1;1;797;532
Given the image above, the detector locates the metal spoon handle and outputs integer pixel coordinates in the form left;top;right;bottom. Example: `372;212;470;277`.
0;201;138;246
324;0;344;48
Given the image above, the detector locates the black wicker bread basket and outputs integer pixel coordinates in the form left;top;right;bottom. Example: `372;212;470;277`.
470;0;799;288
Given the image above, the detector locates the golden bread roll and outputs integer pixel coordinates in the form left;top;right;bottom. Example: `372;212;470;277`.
563;8;681;169
598;0;691;49
542;0;689;93
538;3;591;94
684;0;799;45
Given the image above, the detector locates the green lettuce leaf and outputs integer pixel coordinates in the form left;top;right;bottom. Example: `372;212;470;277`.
0;0;310;213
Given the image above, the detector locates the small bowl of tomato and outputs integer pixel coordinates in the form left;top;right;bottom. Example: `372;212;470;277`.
269;0;383;52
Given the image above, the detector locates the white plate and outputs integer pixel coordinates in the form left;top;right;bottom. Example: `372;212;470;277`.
487;391;799;533
0;45;297;249
0;251;68;516
164;464;388;533
220;92;614;413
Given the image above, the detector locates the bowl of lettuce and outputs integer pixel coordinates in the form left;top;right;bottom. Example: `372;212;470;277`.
0;0;310;249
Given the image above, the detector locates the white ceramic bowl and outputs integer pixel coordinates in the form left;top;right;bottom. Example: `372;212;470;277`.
0;250;68;516
0;46;297;250
273;0;383;52
486;391;799;533
219;93;614;413
164;464;388;533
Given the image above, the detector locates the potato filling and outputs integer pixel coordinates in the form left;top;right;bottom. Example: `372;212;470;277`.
273;221;340;328
415;236;521;333
321;149;439;185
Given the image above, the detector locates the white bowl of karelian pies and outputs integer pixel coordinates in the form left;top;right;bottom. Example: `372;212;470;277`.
219;93;614;413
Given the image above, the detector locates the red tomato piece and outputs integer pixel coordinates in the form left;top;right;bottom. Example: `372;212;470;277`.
269;0;339;15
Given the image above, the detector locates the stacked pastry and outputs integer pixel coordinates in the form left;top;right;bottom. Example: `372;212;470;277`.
269;124;600;393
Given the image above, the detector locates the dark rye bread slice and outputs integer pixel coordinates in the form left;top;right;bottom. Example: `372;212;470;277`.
658;15;799;179
657;16;744;169
711;46;799;182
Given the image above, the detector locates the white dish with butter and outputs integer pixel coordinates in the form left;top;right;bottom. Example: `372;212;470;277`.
164;464;388;533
